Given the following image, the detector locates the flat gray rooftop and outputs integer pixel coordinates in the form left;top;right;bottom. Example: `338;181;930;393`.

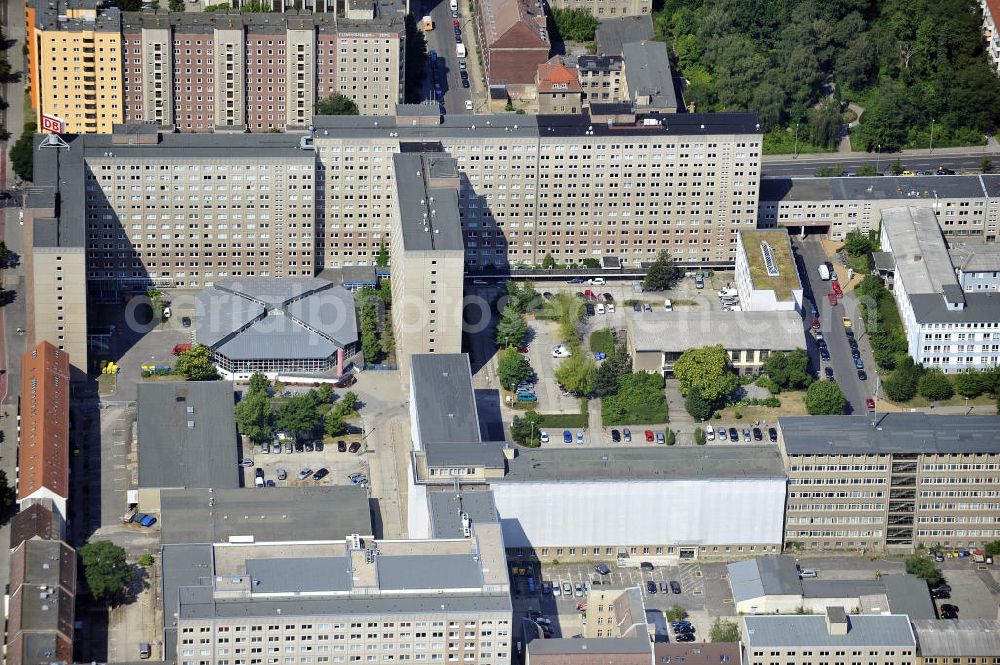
312;111;761;141
628;310;805;353
410;354;482;446
759;175;989;203
743;614;915;648
500;446;785;483
159;487;373;544
30;137;87;249
392;153;464;252
727;555;800;602
137;382;240;490
912;619;1000;656
622;40;677;110
595;15;653;55
778;414;1000;455
427;489;499;539
82;130;312;161
949;241;1000;273
247;557;352;594
909;291;1000;324
881;206;956;295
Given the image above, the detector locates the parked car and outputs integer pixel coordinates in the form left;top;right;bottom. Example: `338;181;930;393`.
563;430;573;444
640;561;654;571
585;303;595;316
576;431;584;444
728;427;738;441
858;369;867;380
304;441;314;452
265;479;275;487
239;457;254;467
337;440;347;452
706;425;715;440
596;303;606;315
182;316;192;327
611;429;621;443
855;357;865;369
552;345;572;358
695;275;704;289
742;428;751;442
811;317;821;329
588;277;606;285
866;397;876;410
752;427;763;441
594;563;611;575
718;427;728;441
623;428;632;442
297;468;313;480
656;431;665;444
574;583;585;597
646;581;657;594
633;302;642;312
566;277;584;284
315;441;324;452
312;468;329;481
131;513;157;527
825;367;835;380
768;427;778;442
261;441;270;454
670;581;682;594
660;581;669;593
277;467;287;480
540;431;550;444
675;633;696;642
349;442;361;453
645;430;654;442
843;317;853;328
827;292;838;306
349;472;368;485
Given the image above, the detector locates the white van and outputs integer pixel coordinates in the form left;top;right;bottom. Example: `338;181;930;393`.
663;299;673;311
449;0;457;9
799;568;818;578
705;425;715;441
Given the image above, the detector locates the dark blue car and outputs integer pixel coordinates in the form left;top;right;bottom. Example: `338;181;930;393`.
563;430;572;443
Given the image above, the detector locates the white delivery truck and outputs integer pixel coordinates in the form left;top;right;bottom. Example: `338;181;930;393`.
450;0;458;9
817;264;831;280
456;43;466;58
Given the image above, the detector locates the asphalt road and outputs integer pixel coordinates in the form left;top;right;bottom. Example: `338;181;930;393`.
761;151;1000;177
793;238;875;414
417;0;472;114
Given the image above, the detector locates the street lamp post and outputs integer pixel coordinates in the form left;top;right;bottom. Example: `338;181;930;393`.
929;119;936;154
793;121;800;159
876;143;882;175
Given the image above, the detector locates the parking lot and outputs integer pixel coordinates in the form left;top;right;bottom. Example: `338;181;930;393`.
240;437;368;489
523;318;586;415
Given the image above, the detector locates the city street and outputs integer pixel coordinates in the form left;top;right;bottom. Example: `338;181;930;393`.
418;0;473;114
793;237;875;413
761;149;1000;178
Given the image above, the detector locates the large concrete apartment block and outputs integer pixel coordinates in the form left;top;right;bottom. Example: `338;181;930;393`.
777;414;1000;553
758;174;1000;242
30;0;405;133
548;0;651;17
312;112;762;270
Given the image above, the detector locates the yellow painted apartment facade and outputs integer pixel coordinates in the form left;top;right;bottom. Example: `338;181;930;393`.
31;4;123;133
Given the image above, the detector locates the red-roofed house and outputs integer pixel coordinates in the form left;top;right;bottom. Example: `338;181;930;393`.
475;0;551;89
983;0;1000;72
18;342;70;520
536;60;583;114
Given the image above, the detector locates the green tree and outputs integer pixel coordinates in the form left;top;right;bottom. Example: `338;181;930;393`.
541;253;556;269
684;387;715;420
673;345;738;402
174;345;220;381
80;541;135;603
325;412;347;437
762;349;813;390
856;164;878;176
918;370;954;401
146;289;165;320
0;470;15;512
905;554;942;584
554;352;595;396
985;540;1000;556
338;391;360;413
234;391;273;444
315;93;359;115
593;346;632;397
890;159;905;175
316;383;334;404
952;370;987;398
642;250;682;291
981;158;994;174
842;230;874;257
884;358;922;402
805;380;846;415
665;605;687;622
497;347;534;391
495;304;529;348
694;427;707;445
709;618;740;643
247;372;270;396
375;245;390;267
203;2;229;9
169;0;185;10
275;393;322;437
10;122;36;183
549;6;598;42
510;410;543;447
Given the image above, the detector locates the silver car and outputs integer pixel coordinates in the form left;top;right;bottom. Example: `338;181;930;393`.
297;468;313;480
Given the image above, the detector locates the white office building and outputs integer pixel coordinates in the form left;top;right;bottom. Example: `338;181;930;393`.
880;206;1000;372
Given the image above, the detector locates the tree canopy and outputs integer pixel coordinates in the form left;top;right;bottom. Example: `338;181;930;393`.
235;391;273;444
905;553;942;584
762;349;813;391
918;369;954;401
315;93;359;116
642;250;682;291
684;387;714;420
80;541;135;603
673;345;738;402
174;345;220;381
275;393;323;437
708;618;741;643
805;380;846;415
497;347;534;391
655;0;1000;151
554;352;595;396
550;7;598;43
495;304;529;348
10;122;35;183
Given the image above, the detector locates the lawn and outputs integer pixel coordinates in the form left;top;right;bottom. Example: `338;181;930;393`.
601;373;669;426
714;390;809;421
881;393;995;410
739;230;798;301
538;412;589;429
590;329;614;356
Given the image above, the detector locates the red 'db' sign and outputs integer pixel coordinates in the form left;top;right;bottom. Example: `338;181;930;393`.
40;114;65;134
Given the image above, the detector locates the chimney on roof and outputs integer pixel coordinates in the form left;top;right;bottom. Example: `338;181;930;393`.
825;606;849;635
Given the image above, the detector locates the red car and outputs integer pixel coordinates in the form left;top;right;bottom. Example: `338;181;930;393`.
832;280;843;297
827;292;838;306
453;18;460;26
811;317;821;330
644;430;654;442
866;397;876;410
